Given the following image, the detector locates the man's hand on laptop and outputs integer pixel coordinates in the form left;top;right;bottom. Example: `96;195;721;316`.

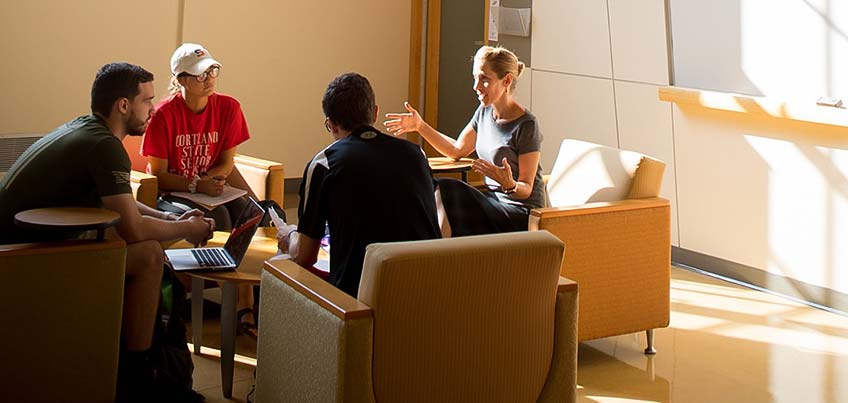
186;215;215;246
175;208;205;221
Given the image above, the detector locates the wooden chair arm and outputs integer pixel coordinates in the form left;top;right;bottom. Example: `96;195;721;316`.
530;197;669;221
234;154;283;171
263;259;373;320
130;170;158;208
557;276;578;293
0;238;126;257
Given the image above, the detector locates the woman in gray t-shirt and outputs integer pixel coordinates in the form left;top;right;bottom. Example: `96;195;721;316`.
385;46;546;237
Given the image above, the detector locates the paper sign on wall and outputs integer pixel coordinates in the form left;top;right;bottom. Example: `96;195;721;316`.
488;0;499;42
499;7;531;37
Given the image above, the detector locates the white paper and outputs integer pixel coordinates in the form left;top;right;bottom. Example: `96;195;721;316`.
268;207;285;228
170;184;247;210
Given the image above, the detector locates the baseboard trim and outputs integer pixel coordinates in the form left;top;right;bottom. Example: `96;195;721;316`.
672;247;848;316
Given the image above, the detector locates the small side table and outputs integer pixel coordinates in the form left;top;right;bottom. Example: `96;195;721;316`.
14;207;121;241
173;229;331;398
428;157;474;182
172;231;278;399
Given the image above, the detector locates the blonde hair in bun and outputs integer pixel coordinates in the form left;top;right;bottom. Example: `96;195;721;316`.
473;46;524;92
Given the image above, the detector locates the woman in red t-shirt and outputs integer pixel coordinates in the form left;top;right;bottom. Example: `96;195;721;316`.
143;43;258;336
143;43;255;230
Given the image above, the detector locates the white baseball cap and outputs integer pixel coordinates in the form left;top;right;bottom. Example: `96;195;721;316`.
170;43;222;76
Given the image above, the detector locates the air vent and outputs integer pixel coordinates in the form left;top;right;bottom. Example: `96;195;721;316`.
0;134;42;172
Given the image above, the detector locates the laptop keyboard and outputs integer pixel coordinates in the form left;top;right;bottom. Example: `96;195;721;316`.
191;248;231;268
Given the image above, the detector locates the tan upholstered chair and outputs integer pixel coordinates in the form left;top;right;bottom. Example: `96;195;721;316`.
255;231;578;403
0;239;126;403
122;136;285;208
529;139;671;354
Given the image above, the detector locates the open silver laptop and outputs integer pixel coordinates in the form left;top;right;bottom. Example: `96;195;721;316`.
166;197;264;272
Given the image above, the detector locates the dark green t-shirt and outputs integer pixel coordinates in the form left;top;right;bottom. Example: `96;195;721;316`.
0;115;132;244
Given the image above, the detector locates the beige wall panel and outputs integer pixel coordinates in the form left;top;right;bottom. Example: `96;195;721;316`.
182;0;411;178
531;0;612;78
0;1;179;134
514;67;532;111
614;81;678;245
531;71;617;171
608;0;669;85
674;104;848;294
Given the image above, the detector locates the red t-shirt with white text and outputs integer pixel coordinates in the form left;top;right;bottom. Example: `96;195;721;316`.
142;93;250;178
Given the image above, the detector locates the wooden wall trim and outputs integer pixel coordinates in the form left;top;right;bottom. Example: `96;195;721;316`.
407;0;424;145
423;0;441;156
659;86;848;129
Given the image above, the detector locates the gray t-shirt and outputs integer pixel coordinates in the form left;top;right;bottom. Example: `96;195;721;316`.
470;105;547;209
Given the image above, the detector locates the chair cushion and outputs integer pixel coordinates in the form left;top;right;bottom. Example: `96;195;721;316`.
626;156;666;199
358;231;564;403
122;135;149;173
546;139;645;207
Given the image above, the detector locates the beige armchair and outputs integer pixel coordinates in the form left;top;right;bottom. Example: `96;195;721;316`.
0;239;126;403
122;136;284;208
529;139;671;354
255;231;578;403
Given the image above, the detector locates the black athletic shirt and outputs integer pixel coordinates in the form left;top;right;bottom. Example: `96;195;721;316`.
0;115;132;244
297;126;441;297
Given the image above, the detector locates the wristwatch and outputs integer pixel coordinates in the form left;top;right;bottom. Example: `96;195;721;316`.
188;175;200;193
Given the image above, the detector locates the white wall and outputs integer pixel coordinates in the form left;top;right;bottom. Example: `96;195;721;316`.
673;102;848;295
0;0;411;179
531;0;680;245
531;0;848;297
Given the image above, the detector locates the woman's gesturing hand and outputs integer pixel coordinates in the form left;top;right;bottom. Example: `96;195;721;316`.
472;157;516;188
384;102;423;136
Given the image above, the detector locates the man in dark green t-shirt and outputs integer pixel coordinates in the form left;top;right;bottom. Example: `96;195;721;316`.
0;63;214;401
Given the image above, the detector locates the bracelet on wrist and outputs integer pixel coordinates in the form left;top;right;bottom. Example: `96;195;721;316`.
188;175;200;193
502;182;518;195
285;227;297;241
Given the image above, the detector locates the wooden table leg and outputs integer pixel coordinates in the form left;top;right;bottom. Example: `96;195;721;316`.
191;276;204;355
220;283;238;398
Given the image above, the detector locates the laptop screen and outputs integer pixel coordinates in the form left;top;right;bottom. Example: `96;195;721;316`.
223;197;264;265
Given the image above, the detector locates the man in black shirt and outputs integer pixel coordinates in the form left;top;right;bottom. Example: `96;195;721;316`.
279;72;440;297
0;63;213;401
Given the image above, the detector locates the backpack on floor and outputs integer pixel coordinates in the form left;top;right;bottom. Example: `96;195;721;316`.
150;262;205;403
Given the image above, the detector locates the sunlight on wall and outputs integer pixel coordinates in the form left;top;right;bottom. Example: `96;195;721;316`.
741;0;848;98
742;135;840;289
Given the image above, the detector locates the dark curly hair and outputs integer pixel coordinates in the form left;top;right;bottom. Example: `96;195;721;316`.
322;72;376;132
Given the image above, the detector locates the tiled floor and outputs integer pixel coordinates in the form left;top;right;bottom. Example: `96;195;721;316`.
188;265;848;402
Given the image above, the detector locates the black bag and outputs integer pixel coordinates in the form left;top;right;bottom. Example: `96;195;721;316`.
150;263;205;402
